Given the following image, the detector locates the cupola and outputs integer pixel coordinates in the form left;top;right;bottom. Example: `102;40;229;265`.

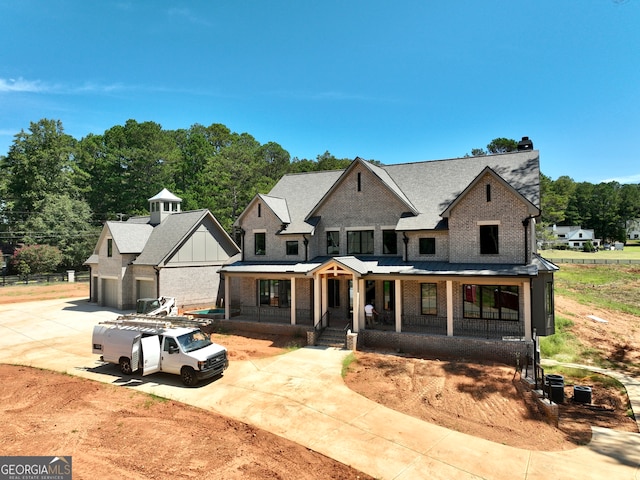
149;188;182;225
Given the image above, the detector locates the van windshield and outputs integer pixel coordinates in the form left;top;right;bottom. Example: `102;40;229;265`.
177;330;213;353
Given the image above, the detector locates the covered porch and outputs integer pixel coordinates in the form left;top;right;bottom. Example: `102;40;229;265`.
222;256;533;342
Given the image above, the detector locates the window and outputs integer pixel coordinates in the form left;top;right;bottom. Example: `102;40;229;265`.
328;279;340;308
347;230;374;254
463;285;519;321
258;203;261;217
421;283;437;315
286;241;299;256
107;239;113;257
357;172;362;192
383;230;397;254
254;232;266;255
486;184;491;202
258;280;291;307
545;281;554;316
480;225;499;255
171;202;179;212
419;237;435;255
163;202;170;212
327;231;340;255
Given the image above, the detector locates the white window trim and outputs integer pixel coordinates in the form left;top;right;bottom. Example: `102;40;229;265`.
476;220;501;226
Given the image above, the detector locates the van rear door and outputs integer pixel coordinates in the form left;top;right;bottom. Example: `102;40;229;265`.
141;336;161;376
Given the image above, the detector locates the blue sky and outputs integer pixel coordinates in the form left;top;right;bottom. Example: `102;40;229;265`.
1;1;638;184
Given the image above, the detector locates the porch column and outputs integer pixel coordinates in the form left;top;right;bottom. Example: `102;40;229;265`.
352;276;360;333
358;278;365;331
290;276;296;325
224;275;230;320
313;275;321;326
395;280;402;333
523;280;532;341
322;275;328;326
446;280;454;336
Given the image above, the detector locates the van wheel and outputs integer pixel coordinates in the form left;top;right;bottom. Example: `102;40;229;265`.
181;367;198;386
119;357;133;375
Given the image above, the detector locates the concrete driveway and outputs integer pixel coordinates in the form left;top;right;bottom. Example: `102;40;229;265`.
1;298;639;480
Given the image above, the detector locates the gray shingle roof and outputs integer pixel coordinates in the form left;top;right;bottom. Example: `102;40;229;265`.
132;209;210;266
267;169;344;234
221;255;539;277
259;194;291;224
264;151;540;232
108;221;154;254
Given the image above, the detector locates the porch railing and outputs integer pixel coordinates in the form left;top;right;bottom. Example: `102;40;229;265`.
231;306;313;325
401;315;447;335
401;314;524;339
453;317;524;339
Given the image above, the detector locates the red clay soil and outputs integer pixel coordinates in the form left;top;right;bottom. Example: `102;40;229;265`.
1;281;637;480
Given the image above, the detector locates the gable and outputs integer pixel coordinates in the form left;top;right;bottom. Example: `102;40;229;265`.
307;158;417;219
441;167;539;219
134;209;239;267
308;162;414;229
169;223;233;264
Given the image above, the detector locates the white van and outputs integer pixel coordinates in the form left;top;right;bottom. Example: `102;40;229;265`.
92;319;228;386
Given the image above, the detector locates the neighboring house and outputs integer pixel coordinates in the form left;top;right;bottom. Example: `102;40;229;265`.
85;189;240;310
547;225;600;249
220;148;557;362
627;219;640;241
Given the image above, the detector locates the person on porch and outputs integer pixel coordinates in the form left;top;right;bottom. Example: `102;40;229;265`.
364;301;378;327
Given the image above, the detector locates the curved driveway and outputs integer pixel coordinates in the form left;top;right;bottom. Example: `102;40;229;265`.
1;298;639;480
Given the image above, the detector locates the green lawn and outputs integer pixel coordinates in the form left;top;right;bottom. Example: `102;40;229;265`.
540;246;640;261
540;262;640;369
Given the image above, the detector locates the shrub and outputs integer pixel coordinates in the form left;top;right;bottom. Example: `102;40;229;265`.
10;244;63;275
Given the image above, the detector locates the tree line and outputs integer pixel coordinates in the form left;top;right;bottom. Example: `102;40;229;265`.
0;118;354;273
1;122;639;274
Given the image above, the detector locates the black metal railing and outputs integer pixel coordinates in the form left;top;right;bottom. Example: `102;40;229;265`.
401;315;447;335
453;317;524;339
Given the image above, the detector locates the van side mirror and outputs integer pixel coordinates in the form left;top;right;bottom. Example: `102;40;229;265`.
169;346;179;354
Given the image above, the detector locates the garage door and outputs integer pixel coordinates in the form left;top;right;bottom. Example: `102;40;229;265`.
136;279;156;301
102;278;118;308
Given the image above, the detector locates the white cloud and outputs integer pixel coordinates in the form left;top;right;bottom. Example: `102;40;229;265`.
601;174;640;184
0;77;46;93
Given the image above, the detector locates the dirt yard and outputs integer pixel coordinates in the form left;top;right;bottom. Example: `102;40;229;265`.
0;281;638;479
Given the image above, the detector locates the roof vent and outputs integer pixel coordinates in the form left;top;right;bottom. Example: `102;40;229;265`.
517;136;533;151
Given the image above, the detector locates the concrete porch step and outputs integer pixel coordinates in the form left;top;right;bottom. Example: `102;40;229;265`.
316;327;346;348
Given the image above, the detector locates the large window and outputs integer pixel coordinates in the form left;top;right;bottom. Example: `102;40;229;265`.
327;231;340;255
258;280;290;307
463;285;519;321
480;225;499;255
347;230;374;254
254;232;266;255
421;283;437;315
419;237;435;255
383;230;397;254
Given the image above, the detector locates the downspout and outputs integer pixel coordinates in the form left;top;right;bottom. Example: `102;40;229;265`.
154;266;160;298
522;215;536;264
88;266;92;302
402;233;409;262
240;228;246;262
